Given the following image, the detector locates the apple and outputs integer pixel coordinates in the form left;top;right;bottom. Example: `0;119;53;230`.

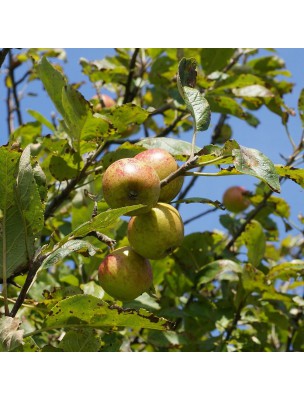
102;158;160;215
98;246;153;301
135;148;184;202
127;202;184;259
222;186;250;213
91;94;116;112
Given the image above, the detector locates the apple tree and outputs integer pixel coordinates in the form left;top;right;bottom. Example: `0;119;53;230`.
0;48;303;352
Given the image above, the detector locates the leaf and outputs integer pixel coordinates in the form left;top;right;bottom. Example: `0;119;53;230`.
267;260;304;280
298;89;304;128
37;57;67;118
0;317;24;352
49;155;80;181
276;165;304;188
27;109;55;132
232;85;274;98
15;145;45;236
177;58;211;131
138;137;200;157
197;259;242;286
41;240;99;270
201;48;235;74
100;103;149;134
240;220;266;267
233;145;280;192
61;85;109;143
214;74;265;91
0;146;44;279
42;295;174;331
58;329;101;352
172;197;225;209
11;121;42;146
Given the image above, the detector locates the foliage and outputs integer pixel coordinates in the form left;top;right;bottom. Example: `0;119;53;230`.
0;48;303;352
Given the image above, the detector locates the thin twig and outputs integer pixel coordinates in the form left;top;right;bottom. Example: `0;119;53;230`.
8;50;23;126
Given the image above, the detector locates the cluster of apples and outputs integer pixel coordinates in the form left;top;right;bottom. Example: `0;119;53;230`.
98;148;185;301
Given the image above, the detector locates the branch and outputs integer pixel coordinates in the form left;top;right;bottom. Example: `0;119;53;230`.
0;48;10;68
9;254;47;318
44;143;105;220
123;48;140;104
8;50;23;126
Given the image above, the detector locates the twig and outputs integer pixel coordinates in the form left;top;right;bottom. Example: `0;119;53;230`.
6;87;14;136
123;48;140;104
183;208;218;225
8;50;23;126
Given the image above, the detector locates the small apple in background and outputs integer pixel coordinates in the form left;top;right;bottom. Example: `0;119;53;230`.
102;158;160;215
98;246;153;301
128;202;184;259
222;186;250;213
91;94;116;112
135;148;184;202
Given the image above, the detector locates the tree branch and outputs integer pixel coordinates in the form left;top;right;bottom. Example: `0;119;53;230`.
123;48;140;104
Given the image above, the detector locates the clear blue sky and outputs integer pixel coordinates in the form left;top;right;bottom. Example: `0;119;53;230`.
0;48;303;239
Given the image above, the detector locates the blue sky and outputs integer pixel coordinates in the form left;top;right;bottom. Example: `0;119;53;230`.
0;48;303;239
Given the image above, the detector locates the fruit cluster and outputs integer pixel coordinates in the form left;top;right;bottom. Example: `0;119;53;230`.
98;148;185;301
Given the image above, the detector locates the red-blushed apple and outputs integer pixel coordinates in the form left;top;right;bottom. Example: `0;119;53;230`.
127;202;184;260
223;186;250;213
102;158;160;215
98;246;153;301
91;94;116;111
135;148;184;202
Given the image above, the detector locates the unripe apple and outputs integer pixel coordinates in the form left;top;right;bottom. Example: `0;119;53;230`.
135;148;184;202
128;203;184;259
102;158;160;215
222;186;250;213
98;246;153;301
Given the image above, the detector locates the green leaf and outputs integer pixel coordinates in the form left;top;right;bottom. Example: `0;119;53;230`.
100;103;149;134
15;145;45;236
267;260;304;280
37;57;67;118
276;165;304;188
172;197;225;209
0;146;44;279
201;48;235;74
62;85;109;143
41;240;99;270
27;109;55;132
197;259;242;286
11;121;42;146
58;329;101;352
42;295;174;331
177;58;211;131
240;220;266;267
49;154;81;181
298;89;304;128
233;145;280;192
138;137;200;157
214;74;265;91
0;317;24;352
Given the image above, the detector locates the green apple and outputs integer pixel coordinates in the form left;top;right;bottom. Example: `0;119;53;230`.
102;158;161;215
223;186;250;213
128;203;184;259
135;148;184;202
98;246;153;301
